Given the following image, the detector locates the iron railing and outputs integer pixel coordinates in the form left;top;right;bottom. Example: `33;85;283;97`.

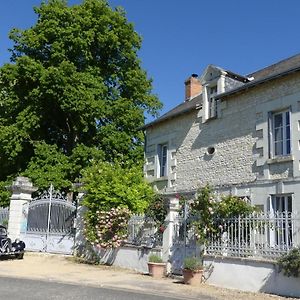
127;215;162;247
205;212;300;259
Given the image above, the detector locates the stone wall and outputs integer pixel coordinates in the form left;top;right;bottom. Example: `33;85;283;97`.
145;72;300;204
204;256;300;298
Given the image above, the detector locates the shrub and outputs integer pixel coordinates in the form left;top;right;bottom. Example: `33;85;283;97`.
84;206;131;249
189;185;255;242
81;161;156;248
148;254;164;263
278;247;300;277
183;256;203;271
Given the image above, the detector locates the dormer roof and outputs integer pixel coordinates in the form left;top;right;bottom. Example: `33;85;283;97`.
144;53;300;129
200;65;249;84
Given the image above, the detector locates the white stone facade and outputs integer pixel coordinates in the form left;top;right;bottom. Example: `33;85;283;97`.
144;65;300;213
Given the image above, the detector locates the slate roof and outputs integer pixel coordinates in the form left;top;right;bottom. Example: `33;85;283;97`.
217;53;300;99
143;94;202;129
144;53;300;129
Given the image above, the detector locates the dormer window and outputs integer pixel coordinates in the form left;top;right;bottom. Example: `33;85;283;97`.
200;65;247;123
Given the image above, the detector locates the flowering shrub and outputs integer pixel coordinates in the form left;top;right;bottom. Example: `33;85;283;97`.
189;185;255;242
81;161;156;249
145;196;167;228
84;207;131;248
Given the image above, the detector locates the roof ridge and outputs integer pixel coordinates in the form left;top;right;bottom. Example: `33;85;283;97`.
247;52;300;78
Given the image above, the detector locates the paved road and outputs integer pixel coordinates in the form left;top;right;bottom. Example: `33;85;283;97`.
0;276;213;300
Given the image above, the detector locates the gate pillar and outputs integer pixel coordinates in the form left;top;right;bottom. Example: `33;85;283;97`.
162;196;179;273
7;177;37;240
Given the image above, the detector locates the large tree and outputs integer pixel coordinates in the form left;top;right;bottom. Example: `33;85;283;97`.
0;0;161;204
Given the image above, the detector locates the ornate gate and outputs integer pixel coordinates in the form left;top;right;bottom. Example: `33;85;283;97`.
20;185;76;254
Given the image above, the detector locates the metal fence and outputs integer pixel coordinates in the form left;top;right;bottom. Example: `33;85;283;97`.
205;212;300;259
127;215;162;248
0;207;9;226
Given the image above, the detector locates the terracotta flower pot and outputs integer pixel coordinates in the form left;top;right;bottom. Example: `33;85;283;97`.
182;269;203;285
148;262;166;279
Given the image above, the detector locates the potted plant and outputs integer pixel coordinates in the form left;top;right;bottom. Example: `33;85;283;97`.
147;254;166;279
182;256;203;285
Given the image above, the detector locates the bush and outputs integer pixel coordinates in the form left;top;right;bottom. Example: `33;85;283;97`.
183;257;203;271
148;254;164;263
84;207;131;249
82;161;155;213
189;185;255;241
278;247;300;277
81;161;156;248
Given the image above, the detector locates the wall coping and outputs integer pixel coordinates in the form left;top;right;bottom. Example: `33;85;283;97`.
204;254;277;266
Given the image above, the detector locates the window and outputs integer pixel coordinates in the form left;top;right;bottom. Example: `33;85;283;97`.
269;195;293;247
270;110;291;157
271;195;292;213
158;144;168;177
208;85;218;118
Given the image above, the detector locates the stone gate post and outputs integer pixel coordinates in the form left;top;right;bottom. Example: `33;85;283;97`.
7;177;37;240
74;190;86;256
162;196;179;273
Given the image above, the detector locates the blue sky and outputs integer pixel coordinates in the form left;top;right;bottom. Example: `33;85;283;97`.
1;1;300;118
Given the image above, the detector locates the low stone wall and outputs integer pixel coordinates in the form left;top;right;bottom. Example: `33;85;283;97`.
204;255;300;298
75;242;162;274
111;245;162;273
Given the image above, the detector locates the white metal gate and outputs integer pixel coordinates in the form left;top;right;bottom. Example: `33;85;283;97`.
21;185;76;254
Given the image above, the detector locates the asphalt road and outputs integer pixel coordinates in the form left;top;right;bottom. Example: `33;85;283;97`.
0;276;213;300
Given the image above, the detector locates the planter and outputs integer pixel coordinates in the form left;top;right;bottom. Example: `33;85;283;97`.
182;269;203;285
148;262;166;279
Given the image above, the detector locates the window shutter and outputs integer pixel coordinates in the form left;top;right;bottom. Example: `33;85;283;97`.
288;108;292;154
268;112;273;158
268;195;275;246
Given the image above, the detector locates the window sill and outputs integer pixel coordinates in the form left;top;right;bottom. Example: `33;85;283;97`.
147;176;168;183
267;155;294;164
155;176;168;181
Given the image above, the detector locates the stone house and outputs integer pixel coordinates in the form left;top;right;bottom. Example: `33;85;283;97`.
144;53;300;215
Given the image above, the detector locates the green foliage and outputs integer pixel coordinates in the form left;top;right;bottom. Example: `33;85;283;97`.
0;0;161;191
189;185;255;241
183;256;203;271
82;161;155;213
145;196;167;227
216;195;255;219
82;161;156;248
148;254;163;263
278;247;300;277
22;141;72;191
0;179;12;207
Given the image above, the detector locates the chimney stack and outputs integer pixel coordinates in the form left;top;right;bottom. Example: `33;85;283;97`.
184;74;202;101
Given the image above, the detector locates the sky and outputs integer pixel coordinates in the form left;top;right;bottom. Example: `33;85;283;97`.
1;1;300;119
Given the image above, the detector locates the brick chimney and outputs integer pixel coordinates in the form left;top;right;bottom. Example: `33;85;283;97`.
184;74;202;101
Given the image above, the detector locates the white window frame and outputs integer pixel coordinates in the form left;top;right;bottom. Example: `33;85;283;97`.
269;194;293;247
208;85;218;118
269;109;291;158
270;194;292;214
157;144;168;177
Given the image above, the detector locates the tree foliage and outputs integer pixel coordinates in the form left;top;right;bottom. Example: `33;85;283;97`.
82;161;155;213
0;0;161;204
